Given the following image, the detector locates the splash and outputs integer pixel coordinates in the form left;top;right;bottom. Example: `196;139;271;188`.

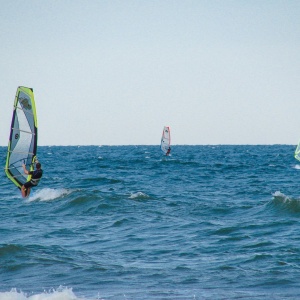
26;188;71;202
0;287;86;300
294;164;300;170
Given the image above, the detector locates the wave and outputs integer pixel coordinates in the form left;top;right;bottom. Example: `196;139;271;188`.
26;188;71;202
0;286;88;300
271;191;300;213
0;244;24;257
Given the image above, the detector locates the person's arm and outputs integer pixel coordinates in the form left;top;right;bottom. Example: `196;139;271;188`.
22;163;30;175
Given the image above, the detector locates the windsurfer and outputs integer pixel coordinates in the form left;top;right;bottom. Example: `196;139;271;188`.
21;160;43;197
166;147;171;156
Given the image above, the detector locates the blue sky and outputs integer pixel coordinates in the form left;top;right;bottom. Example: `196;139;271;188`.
1;0;299;145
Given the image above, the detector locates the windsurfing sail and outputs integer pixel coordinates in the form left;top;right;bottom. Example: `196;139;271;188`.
295;141;300;162
160;126;171;154
5;86;38;190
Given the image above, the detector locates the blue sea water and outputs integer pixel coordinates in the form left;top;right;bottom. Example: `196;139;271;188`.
1;145;300;300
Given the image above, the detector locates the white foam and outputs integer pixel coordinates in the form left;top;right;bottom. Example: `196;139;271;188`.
294;164;300;170
273;191;285;197
129;192;149;199
0;287;86;300
272;191;290;203
26;188;71;202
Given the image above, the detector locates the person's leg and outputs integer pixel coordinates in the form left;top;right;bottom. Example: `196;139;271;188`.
21;185;27;197
22;182;31;198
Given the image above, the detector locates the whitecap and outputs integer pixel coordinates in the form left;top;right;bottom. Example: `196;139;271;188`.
272;191;290;203
273;191;285;197
129;192;149;199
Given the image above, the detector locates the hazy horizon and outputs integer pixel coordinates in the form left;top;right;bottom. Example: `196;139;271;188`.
1;1;299;146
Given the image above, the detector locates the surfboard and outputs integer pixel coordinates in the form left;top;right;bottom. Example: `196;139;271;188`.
5;86;38;198
160;126;171;155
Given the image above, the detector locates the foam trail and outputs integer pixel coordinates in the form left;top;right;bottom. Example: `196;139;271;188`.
27;188;71;202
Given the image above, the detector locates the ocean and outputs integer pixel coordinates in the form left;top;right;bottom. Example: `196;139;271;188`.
1;145;300;300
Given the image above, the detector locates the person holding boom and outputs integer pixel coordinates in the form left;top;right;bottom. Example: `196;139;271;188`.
21;158;43;197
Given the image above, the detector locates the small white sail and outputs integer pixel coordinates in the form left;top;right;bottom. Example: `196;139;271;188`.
160;126;171;155
295;141;300;161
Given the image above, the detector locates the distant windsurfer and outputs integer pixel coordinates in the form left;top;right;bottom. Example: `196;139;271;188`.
166;147;171;156
21;159;43;197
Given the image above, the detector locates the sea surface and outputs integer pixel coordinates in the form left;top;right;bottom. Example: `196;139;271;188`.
1;145;300;300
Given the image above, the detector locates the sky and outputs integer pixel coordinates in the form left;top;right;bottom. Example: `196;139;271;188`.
0;0;299;146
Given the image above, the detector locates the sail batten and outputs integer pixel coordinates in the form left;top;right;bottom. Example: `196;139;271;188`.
12;128;36;135
5;86;38;189
8;150;35;155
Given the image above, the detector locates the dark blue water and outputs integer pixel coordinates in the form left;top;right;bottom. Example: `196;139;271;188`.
1;145;300;299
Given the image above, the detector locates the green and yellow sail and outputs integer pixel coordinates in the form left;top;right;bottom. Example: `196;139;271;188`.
5;86;38;189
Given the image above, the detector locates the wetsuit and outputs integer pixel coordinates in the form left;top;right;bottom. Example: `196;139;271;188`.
24;169;43;189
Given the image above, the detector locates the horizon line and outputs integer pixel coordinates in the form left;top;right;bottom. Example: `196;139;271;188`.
0;143;296;147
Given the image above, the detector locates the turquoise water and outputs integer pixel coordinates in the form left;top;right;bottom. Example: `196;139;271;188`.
1;145;300;299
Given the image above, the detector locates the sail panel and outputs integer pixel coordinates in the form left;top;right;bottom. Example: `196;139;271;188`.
5;87;38;189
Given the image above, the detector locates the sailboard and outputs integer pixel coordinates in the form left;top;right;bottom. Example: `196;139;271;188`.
5;86;38;194
160;126;171;155
295;141;300;162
